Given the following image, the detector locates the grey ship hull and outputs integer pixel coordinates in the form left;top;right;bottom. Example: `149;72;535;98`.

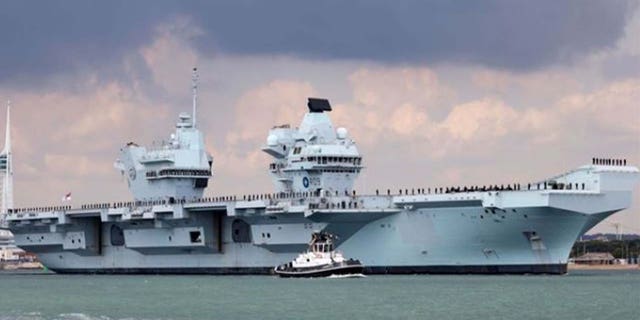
9;164;636;275
48;266;566;275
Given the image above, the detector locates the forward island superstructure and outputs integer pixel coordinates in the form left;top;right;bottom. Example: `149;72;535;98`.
5;71;639;274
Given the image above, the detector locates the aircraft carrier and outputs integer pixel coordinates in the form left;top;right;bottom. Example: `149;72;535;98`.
3;70;639;274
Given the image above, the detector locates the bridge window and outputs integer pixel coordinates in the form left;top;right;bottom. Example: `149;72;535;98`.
194;178;208;188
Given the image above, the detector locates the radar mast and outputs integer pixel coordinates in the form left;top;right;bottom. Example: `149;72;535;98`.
192;67;199;128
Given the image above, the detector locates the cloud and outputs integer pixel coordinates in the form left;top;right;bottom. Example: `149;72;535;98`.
43;154;111;178
322;65;640;168
227;80;316;146
441;98;517;141
551;79;640;137
189;1;637;70
0;1;177;86
0;0;637;86
389;104;430;136
471;68;582;101
0;7;637;233
140;17;201;95
0;79;173;205
348;67;453;112
206;80;315;190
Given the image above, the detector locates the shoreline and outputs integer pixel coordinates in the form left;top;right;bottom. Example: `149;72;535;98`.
0;262;43;271
568;264;639;271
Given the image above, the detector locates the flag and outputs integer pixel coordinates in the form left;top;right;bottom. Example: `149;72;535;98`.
62;192;71;202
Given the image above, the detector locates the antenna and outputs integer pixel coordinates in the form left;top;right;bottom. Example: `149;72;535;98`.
192;67;199;128
4;101;10;153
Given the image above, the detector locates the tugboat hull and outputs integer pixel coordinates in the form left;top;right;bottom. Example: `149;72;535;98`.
275;261;364;278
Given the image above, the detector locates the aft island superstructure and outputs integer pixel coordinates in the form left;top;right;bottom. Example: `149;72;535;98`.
5;71;639;274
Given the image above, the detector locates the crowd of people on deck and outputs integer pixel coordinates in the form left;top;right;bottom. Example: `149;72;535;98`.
593;158;627;166
8;206;71;214
12;168;602;215
146;169;211;178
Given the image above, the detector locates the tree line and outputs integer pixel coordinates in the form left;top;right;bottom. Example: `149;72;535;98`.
570;239;640;259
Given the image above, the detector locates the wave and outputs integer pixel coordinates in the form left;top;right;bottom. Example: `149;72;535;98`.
0;313;169;320
326;273;366;279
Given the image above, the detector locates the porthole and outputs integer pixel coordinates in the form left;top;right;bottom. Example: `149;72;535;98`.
480;215;484;219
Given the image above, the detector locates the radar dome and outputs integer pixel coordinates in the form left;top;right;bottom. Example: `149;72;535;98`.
267;134;279;146
336;127;348;139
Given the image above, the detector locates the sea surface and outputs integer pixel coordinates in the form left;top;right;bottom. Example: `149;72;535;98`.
0;270;637;320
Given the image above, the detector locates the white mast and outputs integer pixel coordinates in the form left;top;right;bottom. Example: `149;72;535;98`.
0;101;13;227
192;67;198;128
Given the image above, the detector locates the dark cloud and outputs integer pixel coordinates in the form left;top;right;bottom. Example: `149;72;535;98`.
0;0;636;84
189;0;636;69
0;1;182;87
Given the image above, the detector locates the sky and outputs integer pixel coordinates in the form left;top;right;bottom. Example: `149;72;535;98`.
0;0;639;234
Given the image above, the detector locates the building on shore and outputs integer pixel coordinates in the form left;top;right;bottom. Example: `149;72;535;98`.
572;252;615;265
0;229;40;269
0;229;21;263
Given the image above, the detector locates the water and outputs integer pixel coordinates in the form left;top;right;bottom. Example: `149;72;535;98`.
0;270;637;320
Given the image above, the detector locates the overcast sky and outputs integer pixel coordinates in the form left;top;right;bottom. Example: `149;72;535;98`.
0;0;639;234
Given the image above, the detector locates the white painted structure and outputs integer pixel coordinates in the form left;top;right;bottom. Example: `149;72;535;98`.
0;102;13;228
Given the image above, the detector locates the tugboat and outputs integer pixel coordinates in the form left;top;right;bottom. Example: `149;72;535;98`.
274;232;364;278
